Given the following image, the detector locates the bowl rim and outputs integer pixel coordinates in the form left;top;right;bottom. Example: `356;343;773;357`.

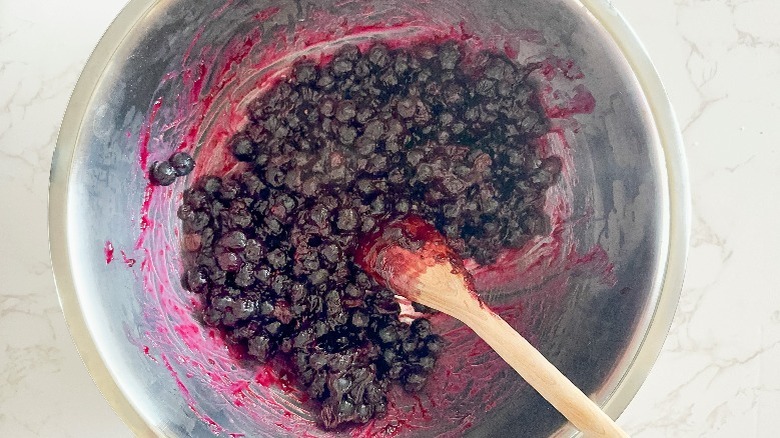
48;0;690;436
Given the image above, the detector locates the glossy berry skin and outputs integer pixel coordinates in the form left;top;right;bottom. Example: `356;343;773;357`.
170;152;195;176
150;152;195;185
150;160;177;186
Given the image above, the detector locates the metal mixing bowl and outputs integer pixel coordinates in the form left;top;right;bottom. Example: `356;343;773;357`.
49;0;689;436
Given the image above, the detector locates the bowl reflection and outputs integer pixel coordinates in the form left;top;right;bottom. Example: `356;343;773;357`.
50;0;688;436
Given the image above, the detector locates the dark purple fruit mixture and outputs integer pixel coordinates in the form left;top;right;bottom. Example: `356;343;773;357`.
150;160;178;186
178;41;559;429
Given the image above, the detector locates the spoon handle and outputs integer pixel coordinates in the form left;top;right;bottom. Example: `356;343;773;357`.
457;298;629;438
407;262;628;437
361;218;630;437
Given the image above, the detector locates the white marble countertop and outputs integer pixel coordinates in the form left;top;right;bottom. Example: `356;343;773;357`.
1;0;777;436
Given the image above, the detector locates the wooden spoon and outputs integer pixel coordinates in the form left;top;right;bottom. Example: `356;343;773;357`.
356;216;629;438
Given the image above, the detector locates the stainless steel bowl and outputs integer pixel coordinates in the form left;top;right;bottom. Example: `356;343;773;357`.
49;0;689;436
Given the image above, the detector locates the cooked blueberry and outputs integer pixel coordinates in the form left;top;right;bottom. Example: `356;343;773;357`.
185;267;208;292
170;152;195;176
219;230;247;250
335;100;357;122
265;167;285;187
332;58;354;77
150;160;177;186
234;264;255;288
200;175;221;193
217;251;241;272
351;311;369;328
402;372;427;392
396;97;417;119
425;335;445;356
230;134;256;162
243;239;265;262
368;44;390;69
336;208;359;231
410;318;433;339
309;269;329;286
292;60;318;85
248;335;272;362
338;125;357;145
252;265;272;284
377;325;399;344
438;42;461;70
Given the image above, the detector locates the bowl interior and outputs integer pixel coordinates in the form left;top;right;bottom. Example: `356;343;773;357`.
56;0;671;436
